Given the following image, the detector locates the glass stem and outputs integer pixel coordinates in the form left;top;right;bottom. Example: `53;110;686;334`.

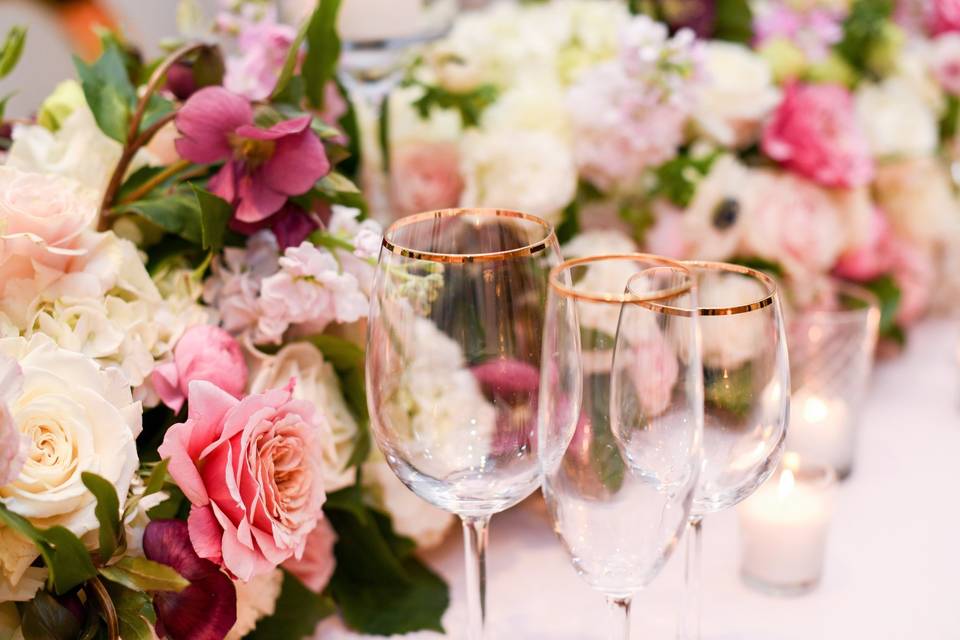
680;517;703;640
462;515;491;640
606;595;632;640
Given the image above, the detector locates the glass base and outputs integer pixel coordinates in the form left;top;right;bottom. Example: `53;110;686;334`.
740;571;820;597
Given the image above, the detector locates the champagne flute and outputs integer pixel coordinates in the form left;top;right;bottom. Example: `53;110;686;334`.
366;208;567;640
539;255;703;640
678;262;790;639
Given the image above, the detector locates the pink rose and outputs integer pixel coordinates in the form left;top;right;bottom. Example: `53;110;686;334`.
929;0;960;35
0;355;25;486
0;167;98;293
282;517;336;593
158;380;327;581
390;142;464;217
833;209;894;282
762;82;874;188
153;325;249;413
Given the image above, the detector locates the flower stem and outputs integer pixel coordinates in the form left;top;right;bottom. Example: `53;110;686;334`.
116;158;192;206
88;576;119;640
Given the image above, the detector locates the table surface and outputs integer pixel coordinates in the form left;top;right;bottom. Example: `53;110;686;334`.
320;319;960;640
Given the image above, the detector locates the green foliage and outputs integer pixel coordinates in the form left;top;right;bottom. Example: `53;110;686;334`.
310;171;368;214
704;364;753;417
942;94;960;141
0;504;97;594
99;557;190;593
247;572;336;639
0;25;26;79
191;185;232;250
303;0;343;110
0;92;14;122
728;256;786;279
113;185;205;245
863;274;905;343
105;582;158;640
713;0;754;44
326;490;448;635
191;45;225;90
555;201;580;245
409;82;499;129
835;0;894;76
306;334;371;468
650;150;718;208
20;591;81;640
74;37;137;142
81;472;122;563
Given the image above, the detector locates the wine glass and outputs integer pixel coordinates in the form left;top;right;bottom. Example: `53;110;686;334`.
539;255;703;640
678;262;790;640
366;208;567;640
336;0;458;220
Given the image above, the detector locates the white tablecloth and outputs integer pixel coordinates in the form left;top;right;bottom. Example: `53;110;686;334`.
323;319;960;639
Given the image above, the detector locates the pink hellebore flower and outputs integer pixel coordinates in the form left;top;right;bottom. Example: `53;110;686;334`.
175;87;330;224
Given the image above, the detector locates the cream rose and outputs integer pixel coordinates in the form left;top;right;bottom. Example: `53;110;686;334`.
249;342;358;492
854;77;938;158
0;335;140;595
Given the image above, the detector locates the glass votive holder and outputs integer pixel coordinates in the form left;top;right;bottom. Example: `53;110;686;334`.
786;281;880;479
737;454;837;596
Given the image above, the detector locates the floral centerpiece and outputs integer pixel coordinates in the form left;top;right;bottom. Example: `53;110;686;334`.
383;0;960;343
0;2;456;639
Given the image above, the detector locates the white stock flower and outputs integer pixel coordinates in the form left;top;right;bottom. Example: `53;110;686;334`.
693;42;781;147
0;335;140;596
855;77;938;158
459;129;577;225
249;342;358;492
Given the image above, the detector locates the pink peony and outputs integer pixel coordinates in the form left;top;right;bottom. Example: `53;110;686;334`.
153;325;249;414
282;517;337;593
390;141;464;217
157;380;327;581
0;355;24;486
175;87;330;224
833;209;895;282
762;82;874;189
0;167;98;293
929;0;960;34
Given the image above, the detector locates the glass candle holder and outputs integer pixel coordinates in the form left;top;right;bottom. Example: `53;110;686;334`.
786;282;880;479
737;454;837;596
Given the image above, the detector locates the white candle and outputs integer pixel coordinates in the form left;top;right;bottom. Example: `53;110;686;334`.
737;455;835;594
785;394;853;475
338;0;425;42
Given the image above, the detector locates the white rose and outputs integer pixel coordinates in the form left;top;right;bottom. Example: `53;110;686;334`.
0;335;140;595
855;77;938;158
226;569;283;640
249;342;358;492
874;157;960;246
7;105;156;200
459;129;577;225
481;84;572;140
693;42;781;148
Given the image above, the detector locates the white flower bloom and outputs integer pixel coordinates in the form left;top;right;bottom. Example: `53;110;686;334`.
482;84;572;140
693;42;781;147
0;335;140;596
698;272;771;369
226;569;284;640
855;77;938;158
459;129;577;225
249;342;358;492
874;157;960;247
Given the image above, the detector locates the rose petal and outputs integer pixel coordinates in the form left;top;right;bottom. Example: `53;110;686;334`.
187;505;225;565
152;361;184;414
175;87;252;164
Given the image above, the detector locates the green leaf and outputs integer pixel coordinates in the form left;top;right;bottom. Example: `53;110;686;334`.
555;201;580;246
140;93;175;134
0;26;26;79
247;572;336;640
0;504;97;594
409;82;499;129
143;459;170;497
99;557;190;593
313;171;368;212
20;591;81;640
323;483;370;524
81;472;122;562
105;581;157;640
0;92;14;122
191;185;232;250
74;38;137;142
327;505;448;635
650;149;718;208
712;0;753;44
271;16;310;102
302;0;343;110
113;186;203;245
863;274;902;341
835;0;894;75
728;256;785;279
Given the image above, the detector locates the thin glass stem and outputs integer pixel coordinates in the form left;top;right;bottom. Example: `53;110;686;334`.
680;517;703;640
462;515;491;640
606;595;632;640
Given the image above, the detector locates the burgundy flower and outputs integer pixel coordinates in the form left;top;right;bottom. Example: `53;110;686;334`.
175;87;330;224
144;520;237;640
229;201;322;249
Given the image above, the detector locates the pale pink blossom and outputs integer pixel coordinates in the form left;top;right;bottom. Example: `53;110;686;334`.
644;200;691;259
0;355;24;486
890;238;935;326
390;141;464;217
834;209;895;282
283;517;336;593
928;0;960;35
630;337;680;417
223;12;297;101
762;82;874;188
754;5;843;60
158;380;327;581
933;33;960;94
153;325;249;414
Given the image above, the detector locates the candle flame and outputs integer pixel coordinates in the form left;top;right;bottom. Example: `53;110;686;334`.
778;468;796;500
802;396;829;424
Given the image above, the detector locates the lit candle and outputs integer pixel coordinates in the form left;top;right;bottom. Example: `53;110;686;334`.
737;454;836;595
337;0;425;42
785;394;853;477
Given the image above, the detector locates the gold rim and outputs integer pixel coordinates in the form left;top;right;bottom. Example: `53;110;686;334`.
674;261;778;317
549;254;694;304
381;208;556;264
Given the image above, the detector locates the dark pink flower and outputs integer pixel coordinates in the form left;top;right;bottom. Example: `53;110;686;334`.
175;87;330;224
229;202;321;249
144;520;237;640
762;82;874;189
929;0;960;35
